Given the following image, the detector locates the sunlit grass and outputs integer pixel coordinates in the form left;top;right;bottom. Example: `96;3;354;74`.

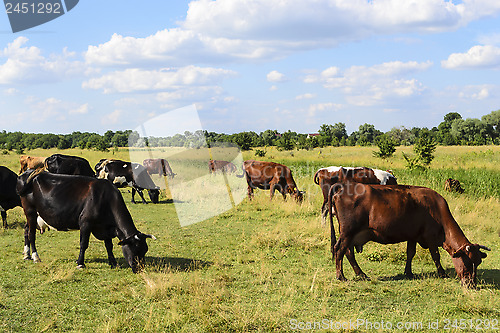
0;146;499;332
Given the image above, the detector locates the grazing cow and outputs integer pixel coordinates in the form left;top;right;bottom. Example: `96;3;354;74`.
328;180;490;288
143;158;175;178
96;159;160;204
314;166;397;225
444;178;465;194
0;166;22;228
18;155;46;174
208;160;238;174
242;160;304;202
16;170;154;272
45;154;95;177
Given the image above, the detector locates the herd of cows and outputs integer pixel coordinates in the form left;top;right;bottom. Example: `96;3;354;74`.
0;153;492;288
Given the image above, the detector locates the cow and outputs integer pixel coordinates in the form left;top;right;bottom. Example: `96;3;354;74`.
328;179;490;288
208;160;238;175
45;153;95;177
96;159;160;204
143;158;175;178
18;155;46;174
0;166;22;228
444;178;465;194
242;160;304;202
314;166;397;225
16;169;155;272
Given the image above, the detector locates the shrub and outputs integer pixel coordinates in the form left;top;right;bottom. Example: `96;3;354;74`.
373;135;396;159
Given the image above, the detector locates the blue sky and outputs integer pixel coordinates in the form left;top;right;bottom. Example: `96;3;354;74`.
1;0;500;135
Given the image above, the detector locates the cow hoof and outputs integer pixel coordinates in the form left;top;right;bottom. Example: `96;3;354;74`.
76;264;86;269
356;274;369;281
438;272;449;279
32;252;41;263
337;276;347;282
405;273;415;279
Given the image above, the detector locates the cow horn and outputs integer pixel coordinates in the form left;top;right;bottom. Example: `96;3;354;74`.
144;234;156;240
478;245;491;251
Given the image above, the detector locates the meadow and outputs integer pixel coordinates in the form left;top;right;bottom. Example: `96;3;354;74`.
0;146;499;332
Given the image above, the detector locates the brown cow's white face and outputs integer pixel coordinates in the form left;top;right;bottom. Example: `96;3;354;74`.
452;243;490;288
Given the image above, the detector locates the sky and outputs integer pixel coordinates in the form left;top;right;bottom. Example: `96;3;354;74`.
1;0;500;135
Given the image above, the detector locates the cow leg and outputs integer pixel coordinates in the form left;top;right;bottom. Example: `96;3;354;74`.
133;187;148;204
76;227;91;268
405;241;417;278
269;183;276;200
131;188;137;204
334;237;350;281
247;186;254;200
429;246;448;278
1;209;6;229
345;247;368;279
23;211;40;262
104;238;118;268
23;222;31;260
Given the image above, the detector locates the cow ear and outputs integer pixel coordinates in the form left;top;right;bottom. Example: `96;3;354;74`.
452;249;463;258
452;247;465;258
452;244;469;258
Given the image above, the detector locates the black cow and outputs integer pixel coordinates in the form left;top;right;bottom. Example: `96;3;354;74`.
96;159;160;204
16;170;154;272
45;154;95;177
0;166;22;228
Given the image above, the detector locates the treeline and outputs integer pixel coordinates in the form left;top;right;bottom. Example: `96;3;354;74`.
1;110;500;153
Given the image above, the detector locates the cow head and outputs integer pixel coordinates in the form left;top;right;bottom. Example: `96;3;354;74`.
118;232;155;273
290;188;305;203
147;188;160;203
16;169;45;196
452;243;490;288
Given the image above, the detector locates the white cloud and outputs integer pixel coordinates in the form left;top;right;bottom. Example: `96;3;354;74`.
295;93;316;100
3;88;18;95
0;37;84;85
269;85;278;91
85;0;500;66
307;102;342;117
70;103;90;115
102;109;123;125
458;85;494;100
442;45;500;70
266;70;286;82
82;65;236;93
306;61;432;106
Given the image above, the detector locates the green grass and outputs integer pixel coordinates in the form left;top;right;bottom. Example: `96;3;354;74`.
0;146;499;332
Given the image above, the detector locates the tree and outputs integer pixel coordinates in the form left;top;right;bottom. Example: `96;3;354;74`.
349;123;382;146
318;123;347;147
373;134;397;159
260;130;279;146
413;130;437;166
276;131;296;151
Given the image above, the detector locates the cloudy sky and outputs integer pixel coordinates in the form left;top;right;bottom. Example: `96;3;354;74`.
1;0;500;135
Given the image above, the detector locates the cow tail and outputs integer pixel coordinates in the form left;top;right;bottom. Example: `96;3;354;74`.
328;183;343;259
313;170;320;185
235;165;245;178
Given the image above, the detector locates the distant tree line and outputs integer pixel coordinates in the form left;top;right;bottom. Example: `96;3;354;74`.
2;110;500;153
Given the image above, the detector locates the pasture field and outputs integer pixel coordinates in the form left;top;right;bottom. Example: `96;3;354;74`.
0;146;499;332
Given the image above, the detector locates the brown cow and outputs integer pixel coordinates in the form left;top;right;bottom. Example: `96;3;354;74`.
143;158;175;178
328;180;490;288
242;160;304;202
208;160;238;174
314;166;397;225
19;155;46;174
